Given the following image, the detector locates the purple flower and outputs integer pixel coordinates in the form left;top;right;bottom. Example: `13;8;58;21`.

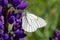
0;16;4;24
0;29;4;37
12;22;22;31
19;38;24;40
10;0;22;7
3;33;9;40
13;13;17;18
49;30;60;40
8;10;15;18
16;18;22;24
54;37;59;40
0;21;4;30
0;0;28;40
15;12;22;19
13;22;20;28
2;0;8;7
14;29;24;34
0;25;4;30
0;38;4;40
54;30;60;37
8;16;15;24
16;18;22;28
16;1;28;10
14;29;26;38
12;23;17;31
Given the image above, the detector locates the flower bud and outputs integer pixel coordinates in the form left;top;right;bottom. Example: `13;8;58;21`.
10;0;22;7
17;1;28;10
2;0;8;7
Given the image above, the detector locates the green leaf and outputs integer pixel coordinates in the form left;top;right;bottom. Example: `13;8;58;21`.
8;24;13;32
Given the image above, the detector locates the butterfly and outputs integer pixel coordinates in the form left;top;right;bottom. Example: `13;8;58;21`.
22;11;47;32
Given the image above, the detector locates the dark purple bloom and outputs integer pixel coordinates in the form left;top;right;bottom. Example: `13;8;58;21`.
0;21;4;30
0;25;4;30
8;10;15;18
0;16;4;24
16;1;28;10
20;33;26;38
19;38;24;40
0;38;4;40
16;18;22;24
54;37;58;40
13;13;17;18
15;12;22;19
2;0;8;7
16;18;22;28
14;29;24;34
10;0;22;7
13;22;20;29
14;29;26;38
3;33;9;40
12;24;17;31
0;0;28;40
8;16;15;24
54;30;60;37
0;29;4;37
49;30;60;40
12;21;22;31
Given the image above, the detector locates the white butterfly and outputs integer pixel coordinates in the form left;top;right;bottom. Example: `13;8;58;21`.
22;11;47;32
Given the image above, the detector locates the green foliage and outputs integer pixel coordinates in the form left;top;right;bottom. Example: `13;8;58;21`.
9;0;60;40
8;24;13;32
24;0;60;40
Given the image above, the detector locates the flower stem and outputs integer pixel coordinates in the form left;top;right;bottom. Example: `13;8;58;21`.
3;7;8;33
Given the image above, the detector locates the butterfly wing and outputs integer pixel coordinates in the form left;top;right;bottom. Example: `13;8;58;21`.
37;17;47;28
22;11;47;32
26;12;47;28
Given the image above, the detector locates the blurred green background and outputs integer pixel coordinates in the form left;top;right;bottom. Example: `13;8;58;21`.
24;0;60;40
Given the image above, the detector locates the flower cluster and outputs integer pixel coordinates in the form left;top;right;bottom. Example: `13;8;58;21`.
0;0;28;40
49;30;60;40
